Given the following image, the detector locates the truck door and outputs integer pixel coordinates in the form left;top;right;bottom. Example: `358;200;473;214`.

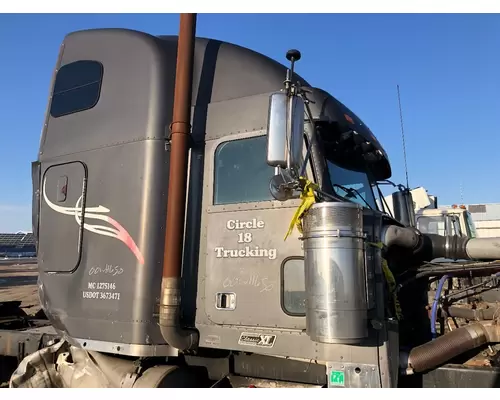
448;215;463;237
202;132;308;330
38;162;87;272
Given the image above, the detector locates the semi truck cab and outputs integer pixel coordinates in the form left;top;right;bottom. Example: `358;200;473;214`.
30;28;395;387
416;207;477;239
24;26;500;389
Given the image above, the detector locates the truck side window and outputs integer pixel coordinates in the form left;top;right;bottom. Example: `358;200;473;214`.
281;258;306;316
214;135;276;205
50;60;104;118
417;216;445;236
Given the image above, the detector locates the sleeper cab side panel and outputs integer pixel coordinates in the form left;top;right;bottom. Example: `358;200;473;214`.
37;29;174;345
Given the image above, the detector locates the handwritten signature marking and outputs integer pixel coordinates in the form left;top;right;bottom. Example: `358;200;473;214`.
222;275;275;293
88;264;124;277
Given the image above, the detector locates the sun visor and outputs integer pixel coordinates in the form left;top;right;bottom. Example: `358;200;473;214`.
304;87;391;180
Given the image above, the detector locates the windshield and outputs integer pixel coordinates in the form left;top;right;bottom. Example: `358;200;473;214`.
417;216;447;235
451;215;463;236
417;214;463;236
464;211;478;238
327;161;378;210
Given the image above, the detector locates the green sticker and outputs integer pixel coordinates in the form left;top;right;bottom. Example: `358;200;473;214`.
329;370;345;387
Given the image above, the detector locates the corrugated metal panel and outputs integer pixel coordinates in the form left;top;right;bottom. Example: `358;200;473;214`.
469;204;487;214
442;203;500;221
469;203;500;221
475;221;500;228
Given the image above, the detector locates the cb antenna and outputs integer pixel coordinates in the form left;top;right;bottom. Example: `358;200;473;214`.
397;84;410;190
284;49;301;94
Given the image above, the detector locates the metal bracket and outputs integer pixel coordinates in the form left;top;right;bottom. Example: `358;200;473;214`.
164;124;196;148
121;372;138;388
120;359;145;388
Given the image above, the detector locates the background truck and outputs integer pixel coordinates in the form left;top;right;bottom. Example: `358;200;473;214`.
445;203;500;239
383;186;478;238
4;14;500;388
416;206;477;239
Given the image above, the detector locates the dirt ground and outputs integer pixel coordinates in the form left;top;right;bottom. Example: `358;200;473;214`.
0;264;40;315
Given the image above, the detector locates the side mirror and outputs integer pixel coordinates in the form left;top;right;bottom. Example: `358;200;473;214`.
266;91;305;174
391;188;416;227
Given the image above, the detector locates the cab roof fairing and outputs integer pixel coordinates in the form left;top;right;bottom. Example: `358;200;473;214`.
157;34;311;106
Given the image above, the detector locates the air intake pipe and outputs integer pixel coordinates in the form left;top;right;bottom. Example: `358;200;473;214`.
159;13;199;351
391;187;416;228
464;238;500;260
382;225;500;262
402;322;500;374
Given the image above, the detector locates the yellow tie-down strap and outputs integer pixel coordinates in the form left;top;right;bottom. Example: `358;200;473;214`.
368;242;402;320
284;177;319;241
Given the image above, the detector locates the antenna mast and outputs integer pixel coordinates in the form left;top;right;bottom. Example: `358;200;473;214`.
397;84;410;189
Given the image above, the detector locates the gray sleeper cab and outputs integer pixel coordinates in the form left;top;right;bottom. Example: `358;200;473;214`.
32;28;395;387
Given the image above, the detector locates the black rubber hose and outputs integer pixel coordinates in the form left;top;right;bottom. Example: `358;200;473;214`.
382;225;420;249
381;226;470;261
407;323;490;373
419;234;470;261
397;262;500;289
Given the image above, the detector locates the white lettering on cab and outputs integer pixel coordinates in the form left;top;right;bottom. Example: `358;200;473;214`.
83;281;121;301
215;218;277;260
226;219;265;230
215;246;277;260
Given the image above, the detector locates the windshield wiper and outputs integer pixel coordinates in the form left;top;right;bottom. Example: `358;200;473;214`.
332;183;374;210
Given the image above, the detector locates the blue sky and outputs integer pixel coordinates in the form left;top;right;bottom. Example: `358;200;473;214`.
1;13;499;232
